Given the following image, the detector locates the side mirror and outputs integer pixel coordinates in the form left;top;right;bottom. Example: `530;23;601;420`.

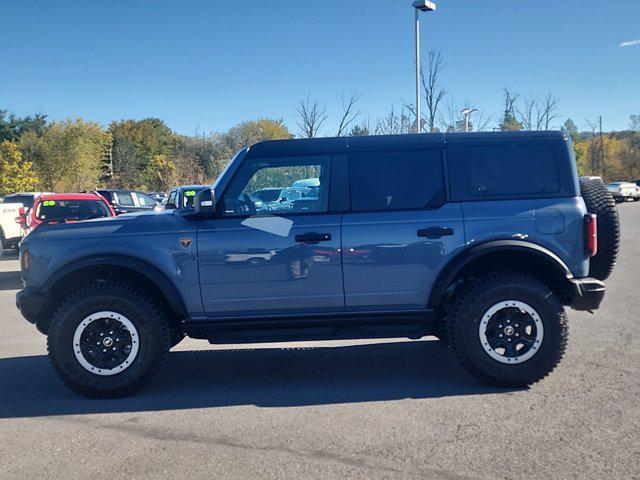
164;203;177;210
192;189;216;216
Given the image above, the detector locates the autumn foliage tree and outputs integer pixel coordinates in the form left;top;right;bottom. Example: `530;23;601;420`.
20;119;111;192
145;154;177;192
0;140;38;196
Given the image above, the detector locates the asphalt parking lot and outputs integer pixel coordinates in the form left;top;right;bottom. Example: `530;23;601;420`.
0;205;639;480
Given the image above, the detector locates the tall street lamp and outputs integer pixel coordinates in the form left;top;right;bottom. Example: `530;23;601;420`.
461;108;478;132
412;0;437;133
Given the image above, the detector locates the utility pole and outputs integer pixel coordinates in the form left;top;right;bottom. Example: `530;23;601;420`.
412;1;437;133
461;108;478;133
415;7;421;133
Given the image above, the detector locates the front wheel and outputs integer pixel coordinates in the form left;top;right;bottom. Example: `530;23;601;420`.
447;273;568;388
48;282;171;398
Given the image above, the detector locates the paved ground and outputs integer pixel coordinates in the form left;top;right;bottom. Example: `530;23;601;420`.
0;205;639;480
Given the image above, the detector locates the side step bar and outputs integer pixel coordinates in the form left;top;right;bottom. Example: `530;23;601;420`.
183;311;438;344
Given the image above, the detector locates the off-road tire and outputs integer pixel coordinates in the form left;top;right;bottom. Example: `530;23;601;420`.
446;272;568;388
48;281;171;398
579;178;620;280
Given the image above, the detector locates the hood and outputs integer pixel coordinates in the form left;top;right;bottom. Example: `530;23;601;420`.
22;208;186;244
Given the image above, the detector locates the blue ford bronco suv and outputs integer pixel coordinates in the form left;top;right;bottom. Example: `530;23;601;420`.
16;131;620;398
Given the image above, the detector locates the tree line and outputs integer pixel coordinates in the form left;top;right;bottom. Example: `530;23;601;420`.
1;50;639;196
0;113;293;195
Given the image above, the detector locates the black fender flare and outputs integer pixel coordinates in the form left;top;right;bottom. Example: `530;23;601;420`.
42;254;188;318
427;240;573;308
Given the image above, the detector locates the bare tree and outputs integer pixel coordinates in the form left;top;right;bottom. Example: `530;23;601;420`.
438;98;492;132
401;102;421;133
585;117;605;176
500;88;523;131
539;93;561;130
517;93;561;131
420;50;448;133
374;105;412;135
295;96;327;138
516;97;537;130
349;117;372;136
473;110;492;132
335;91;362;137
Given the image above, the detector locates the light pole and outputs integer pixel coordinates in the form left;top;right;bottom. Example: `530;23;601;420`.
412;0;436;133
461;108;478;132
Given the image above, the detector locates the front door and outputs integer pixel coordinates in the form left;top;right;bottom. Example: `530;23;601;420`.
197;155;344;318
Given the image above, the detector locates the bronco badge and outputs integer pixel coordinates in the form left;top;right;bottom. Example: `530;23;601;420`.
178;237;192;248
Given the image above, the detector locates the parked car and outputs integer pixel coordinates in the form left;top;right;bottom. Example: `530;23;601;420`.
268;186;315;212
292;178;320;188
252;188;282;203
164;185;209;210
149;192;168;204
17;131;619;398
607;182;639;202
0;202;24;252
4;191;52;222
24;193;115;234
1;192;52;250
3;192;51;210
97;189;158;215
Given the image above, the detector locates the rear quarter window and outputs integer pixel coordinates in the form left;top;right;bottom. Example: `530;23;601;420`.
466;144;560;196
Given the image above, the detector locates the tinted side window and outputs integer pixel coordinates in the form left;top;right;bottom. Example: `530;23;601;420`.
349;150;445;211
466;144;560;196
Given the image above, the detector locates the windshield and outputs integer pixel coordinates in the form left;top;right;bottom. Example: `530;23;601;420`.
36;199;112;222
182;188;206;208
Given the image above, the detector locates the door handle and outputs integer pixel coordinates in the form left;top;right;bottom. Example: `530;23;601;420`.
417;226;454;239
295;232;332;244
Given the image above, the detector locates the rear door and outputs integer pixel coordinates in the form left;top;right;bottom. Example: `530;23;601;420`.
341;148;465;311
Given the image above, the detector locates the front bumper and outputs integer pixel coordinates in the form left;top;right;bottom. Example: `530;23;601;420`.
568;277;605;311
16;289;47;325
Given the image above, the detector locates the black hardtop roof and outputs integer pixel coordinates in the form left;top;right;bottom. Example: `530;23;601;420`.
249;131;566;156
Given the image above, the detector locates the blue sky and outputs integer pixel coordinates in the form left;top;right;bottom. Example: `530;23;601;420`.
1;0;638;135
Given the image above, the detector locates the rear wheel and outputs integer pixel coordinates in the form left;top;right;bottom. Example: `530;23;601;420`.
447;273;568;388
48;281;171;398
579;178;620;280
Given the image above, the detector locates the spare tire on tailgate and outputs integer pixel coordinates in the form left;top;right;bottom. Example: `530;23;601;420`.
579;178;620;280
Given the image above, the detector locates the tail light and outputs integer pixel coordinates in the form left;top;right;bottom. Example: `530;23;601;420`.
583;214;597;257
15;207;26;225
20;250;30;271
